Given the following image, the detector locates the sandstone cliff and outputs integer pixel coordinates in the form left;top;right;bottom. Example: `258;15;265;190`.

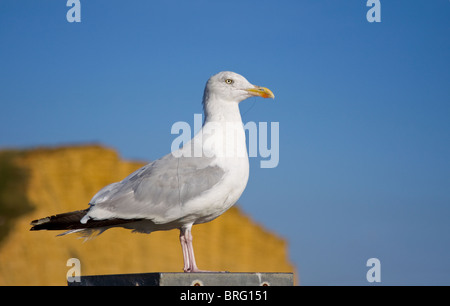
0;145;295;285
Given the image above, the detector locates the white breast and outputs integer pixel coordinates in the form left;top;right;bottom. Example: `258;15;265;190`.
181;119;250;224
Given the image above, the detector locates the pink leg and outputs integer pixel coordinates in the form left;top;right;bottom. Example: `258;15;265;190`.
179;225;210;273
179;229;191;272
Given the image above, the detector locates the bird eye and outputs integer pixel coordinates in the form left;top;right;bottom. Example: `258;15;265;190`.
225;79;234;84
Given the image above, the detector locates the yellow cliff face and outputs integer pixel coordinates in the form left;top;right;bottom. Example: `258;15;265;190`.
0;145;296;285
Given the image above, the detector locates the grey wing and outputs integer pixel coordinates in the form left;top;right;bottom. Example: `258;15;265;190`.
87;153;225;222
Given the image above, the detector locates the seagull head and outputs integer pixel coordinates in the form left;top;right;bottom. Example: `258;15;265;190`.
203;71;275;104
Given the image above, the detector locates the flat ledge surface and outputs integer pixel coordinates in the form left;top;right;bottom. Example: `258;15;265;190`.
68;272;294;286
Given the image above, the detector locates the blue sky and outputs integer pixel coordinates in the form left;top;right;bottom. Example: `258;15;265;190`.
1;1;449;285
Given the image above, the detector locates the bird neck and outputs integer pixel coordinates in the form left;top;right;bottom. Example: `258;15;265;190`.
203;97;243;124
199;96;248;159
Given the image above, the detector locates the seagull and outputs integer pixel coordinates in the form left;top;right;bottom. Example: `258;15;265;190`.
30;71;274;273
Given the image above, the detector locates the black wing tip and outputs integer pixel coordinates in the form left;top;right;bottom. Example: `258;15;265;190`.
29;217;50;231
29;209;144;232
30;217;50;225
29;210;88;231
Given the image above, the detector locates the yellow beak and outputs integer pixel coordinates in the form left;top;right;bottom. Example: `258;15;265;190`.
246;86;275;99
